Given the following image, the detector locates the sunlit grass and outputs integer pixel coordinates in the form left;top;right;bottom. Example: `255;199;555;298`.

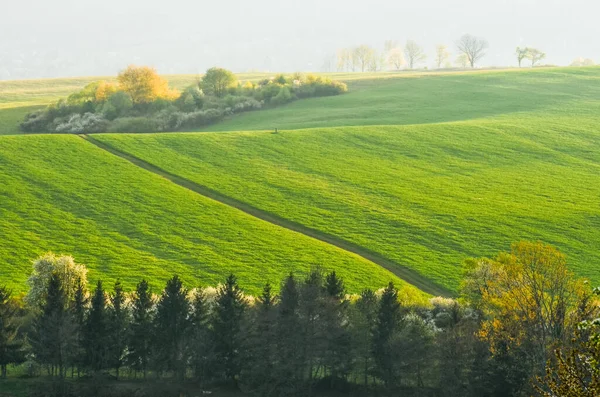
0;134;426;300
97;106;600;292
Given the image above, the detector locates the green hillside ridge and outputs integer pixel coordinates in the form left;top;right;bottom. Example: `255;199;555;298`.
1;66;599;297
198;67;600;132
0;134;425;300
97;109;600;292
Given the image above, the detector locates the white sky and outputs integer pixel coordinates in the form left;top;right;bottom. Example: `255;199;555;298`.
0;0;597;78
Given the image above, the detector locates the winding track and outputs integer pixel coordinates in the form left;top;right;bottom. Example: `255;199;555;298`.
81;134;452;297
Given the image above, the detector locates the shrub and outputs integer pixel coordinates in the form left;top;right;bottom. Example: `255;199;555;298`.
178;109;225;129
20;110;51;132
254;83;282;103
271;86;293;106
109;117;160;133
100;91;134;120
54;113;110;134
176;86;204;112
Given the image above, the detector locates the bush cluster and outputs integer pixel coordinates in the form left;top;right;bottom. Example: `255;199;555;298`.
20;67;347;134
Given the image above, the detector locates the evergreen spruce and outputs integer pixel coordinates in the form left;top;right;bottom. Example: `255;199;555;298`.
189;287;212;383
108;280;130;379
275;273;303;392
70;277;87;377
241;282;277;395
30;273;76;379
372;282;402;388
85;280;108;372
325;271;345;300
212;274;246;384
153;275;190;380
0;287;23;378
128;279;153;378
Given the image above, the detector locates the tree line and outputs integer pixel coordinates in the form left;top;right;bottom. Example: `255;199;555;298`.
334;34;559;71
0;243;599;397
20;67;347;135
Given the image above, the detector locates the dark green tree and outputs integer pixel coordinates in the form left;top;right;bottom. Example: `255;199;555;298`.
189;287;212;383
241;282;277;395
108;280;130;379
274;273;304;393
325;271;345;300
153;275;190;380
70;277;87;377
0;287;23;378
30;273;76;378
85;281;108;372
212;274;246;384
321;272;352;387
350;289;378;387
372;282;402;388
128;279;154;378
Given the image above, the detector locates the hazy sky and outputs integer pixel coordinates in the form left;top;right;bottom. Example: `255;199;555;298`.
1;0;597;79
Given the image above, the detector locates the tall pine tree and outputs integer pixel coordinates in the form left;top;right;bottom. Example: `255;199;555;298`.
69;277;87;377
372;282;402;388
241;282;277;395
30;273;76;378
128;279;154;378
108;280;130;379
0;286;23;378
212;274;246;385
153;275;190;380
85;281;108;372
188;287;212;383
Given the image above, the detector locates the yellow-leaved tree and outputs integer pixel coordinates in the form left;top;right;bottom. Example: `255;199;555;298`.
95;81;119;102
462;241;597;395
117;65;178;104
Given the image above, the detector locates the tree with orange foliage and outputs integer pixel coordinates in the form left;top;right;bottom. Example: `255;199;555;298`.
95;81;119;102
462;242;596;395
117;65;178;104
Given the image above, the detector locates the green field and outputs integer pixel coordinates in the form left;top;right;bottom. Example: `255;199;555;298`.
94;67;600;292
1;67;599;297
0;134;425;299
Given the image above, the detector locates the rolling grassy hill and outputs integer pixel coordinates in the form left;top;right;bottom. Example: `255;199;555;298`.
93;67;600;292
2;67;599;297
0;134;426;299
198;67;600;131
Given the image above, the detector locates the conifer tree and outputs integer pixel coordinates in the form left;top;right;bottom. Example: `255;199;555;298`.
85;281;108;372
372;282;402;387
325;271;345;300
30;273;76;378
189;287;212;383
241;282;277;394
351;289;378;386
321;272;352;386
212;274;246;384
274;273;303;392
128;279;153;378
300;269;325;392
0;286;23;378
70;277;87;377
108;280;130;379
153;275;190;380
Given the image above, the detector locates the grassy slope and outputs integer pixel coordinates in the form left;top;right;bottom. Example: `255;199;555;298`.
96;68;600;292
199;67;600;132
0;134;425;299
0;68;526;136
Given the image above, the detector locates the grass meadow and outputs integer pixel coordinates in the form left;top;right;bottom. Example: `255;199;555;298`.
1;66;599;296
95;67;600;292
0;134;425;299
